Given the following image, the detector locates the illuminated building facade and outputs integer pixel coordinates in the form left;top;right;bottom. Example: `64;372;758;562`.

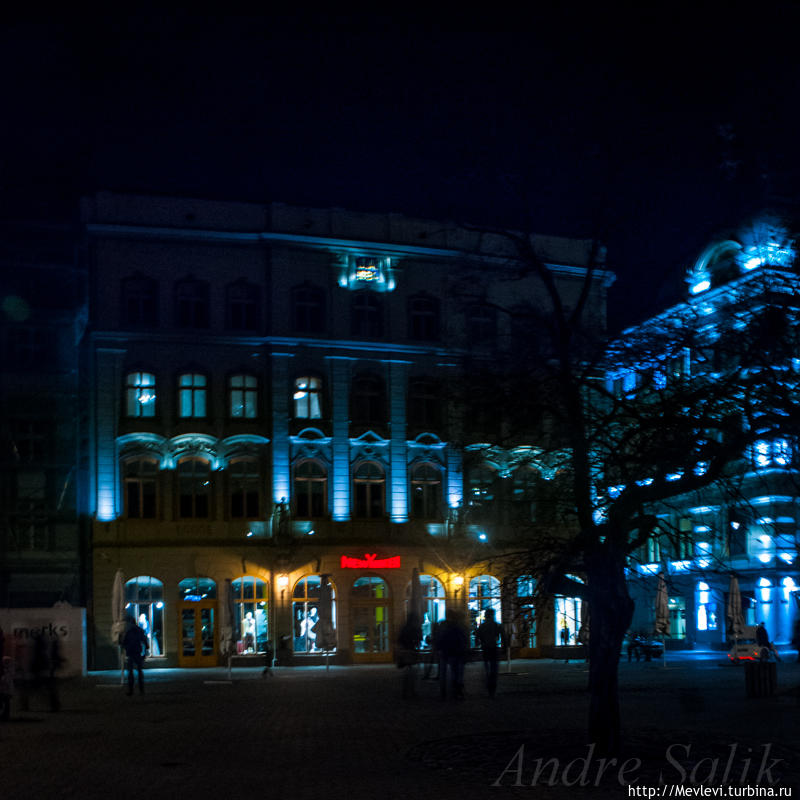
83;191;613;667
609;218;800;648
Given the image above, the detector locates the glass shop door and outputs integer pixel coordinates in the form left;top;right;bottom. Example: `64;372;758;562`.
178;601;217;667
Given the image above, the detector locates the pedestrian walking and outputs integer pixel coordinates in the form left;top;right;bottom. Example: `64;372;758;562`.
122;616;149;695
262;642;274;677
477;609;502;697
436;610;469;700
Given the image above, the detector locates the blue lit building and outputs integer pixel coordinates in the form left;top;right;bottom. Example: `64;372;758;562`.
82;191;614;668
610;218;800;649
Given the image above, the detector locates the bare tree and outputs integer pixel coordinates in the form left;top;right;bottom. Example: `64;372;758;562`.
452;216;800;755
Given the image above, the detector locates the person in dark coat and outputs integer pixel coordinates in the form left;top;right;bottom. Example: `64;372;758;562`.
122;617;149;695
436;611;469;700
477;608;502;697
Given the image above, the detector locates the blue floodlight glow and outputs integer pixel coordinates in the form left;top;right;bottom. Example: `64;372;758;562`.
636;478;654;487
639;563;659;574
666;472;683;482
779;553;795;564
690;280;710;295
478;532;487;541
608;484;625;498
696;558;710;569
694;462;709;476
758;554;773;564
671;560;691;572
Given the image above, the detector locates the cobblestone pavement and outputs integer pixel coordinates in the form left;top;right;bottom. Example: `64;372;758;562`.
1;655;799;799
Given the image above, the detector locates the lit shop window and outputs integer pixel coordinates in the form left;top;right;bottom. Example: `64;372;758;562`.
468;575;502;647
125;372;156;418
555;596;583;646
696;581;718;631
229;374;257;418
232;576;268;654
406;575;446;649
351;576;390;655
125;576;164;657
293;376;322;419
292;575;336;654
516;576;538;648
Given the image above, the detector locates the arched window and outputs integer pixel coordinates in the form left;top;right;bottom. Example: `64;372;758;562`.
232;576;269;654
229;374;258;418
411;463;442;519
292;575;336;653
179;577;217;601
406;575;446;648
122;274;158;327
468;575;502;646
467;304;497;344
125;372;156;418
179;373;207;418
178;457;211;518
175;278;210;328
123;457;158;518
351;291;383;338
293;376;323;419
353;461;385;518
293;460;327;518
408;295;440;341
226;280;260;331
291;284;325;334
125;576;164;657
408;378;440;430
351;375;386;425
229;457;260;519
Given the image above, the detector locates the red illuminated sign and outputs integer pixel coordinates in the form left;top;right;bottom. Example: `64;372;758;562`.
340;553;401;569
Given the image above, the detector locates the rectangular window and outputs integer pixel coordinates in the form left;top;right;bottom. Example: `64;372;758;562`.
230;375;258;418
179;374;207;418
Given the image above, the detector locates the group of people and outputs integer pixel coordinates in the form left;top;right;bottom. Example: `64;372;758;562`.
396;608;504;699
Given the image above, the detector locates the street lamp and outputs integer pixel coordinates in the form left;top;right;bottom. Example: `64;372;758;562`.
277;574;289;603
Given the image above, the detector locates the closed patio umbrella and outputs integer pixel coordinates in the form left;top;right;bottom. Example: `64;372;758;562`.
726;575;745;642
654;574;670;666
219;578;234;678
110;569;126;684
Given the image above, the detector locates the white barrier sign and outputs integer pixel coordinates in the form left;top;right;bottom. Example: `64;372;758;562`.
0;607;87;677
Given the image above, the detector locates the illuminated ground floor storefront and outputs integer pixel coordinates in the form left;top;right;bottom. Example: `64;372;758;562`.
91;542;586;669
628;569;800;649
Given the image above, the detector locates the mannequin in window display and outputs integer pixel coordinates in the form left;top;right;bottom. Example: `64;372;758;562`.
301;608;318;651
243;612;256;653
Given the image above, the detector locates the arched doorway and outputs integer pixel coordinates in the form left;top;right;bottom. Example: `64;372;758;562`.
178;577;217;667
351;575;392;663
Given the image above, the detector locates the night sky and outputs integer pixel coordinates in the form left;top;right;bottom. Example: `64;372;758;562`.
3;8;800;329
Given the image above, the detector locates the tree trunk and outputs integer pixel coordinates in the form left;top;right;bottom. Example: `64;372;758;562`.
585;541;634;756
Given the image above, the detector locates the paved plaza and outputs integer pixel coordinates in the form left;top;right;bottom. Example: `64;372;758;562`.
1;653;799;799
